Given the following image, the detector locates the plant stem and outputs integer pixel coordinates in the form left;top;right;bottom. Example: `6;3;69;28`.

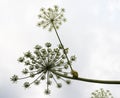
51;23;120;84
52;23;73;71
52;71;120;84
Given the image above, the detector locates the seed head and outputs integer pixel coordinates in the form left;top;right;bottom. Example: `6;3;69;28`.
37;5;67;31
45;42;52;47
24;82;30;88
44;89;51;95
18;57;24;62
57;83;62;88
91;88;114;98
66;80;71;84
11;42;76;94
22;68;28;74
34;80;40;85
11;75;18;83
34;45;42;50
70;55;76;61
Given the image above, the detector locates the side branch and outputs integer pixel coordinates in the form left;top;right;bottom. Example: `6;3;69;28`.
52;22;73;71
52;71;120;84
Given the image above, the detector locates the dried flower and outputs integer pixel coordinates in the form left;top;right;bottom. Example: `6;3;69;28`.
24;82;30;88
66;80;71;84
57;83;62;88
22;68;28;74
18;57;24;62
34;45;42;50
25;60;30;65
11;75;18;83
58;44;63;49
24;51;32;58
91;88;114;98
70;55;76;61
34;80;40;85
37;5;66;31
11;42;74;94
45;42;52;47
44;89;51;95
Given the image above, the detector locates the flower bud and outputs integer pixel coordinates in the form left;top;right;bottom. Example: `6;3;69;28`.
71;70;78;78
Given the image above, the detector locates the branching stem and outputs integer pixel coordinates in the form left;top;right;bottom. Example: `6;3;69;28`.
52;22;73;71
52;71;120;84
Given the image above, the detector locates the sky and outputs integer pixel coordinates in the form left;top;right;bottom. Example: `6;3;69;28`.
0;0;120;98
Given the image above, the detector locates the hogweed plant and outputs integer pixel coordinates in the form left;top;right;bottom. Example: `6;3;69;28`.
11;5;120;95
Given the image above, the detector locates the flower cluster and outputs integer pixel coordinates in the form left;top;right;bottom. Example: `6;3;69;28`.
11;42;76;94
37;5;66;31
91;88;114;98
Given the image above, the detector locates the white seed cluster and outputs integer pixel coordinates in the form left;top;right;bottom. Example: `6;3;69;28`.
11;42;76;94
37;5;66;31
91;88;114;98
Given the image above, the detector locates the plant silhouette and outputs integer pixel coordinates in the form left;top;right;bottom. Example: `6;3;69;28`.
11;5;120;96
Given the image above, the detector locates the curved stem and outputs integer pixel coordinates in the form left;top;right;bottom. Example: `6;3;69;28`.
52;71;120;84
52;22;73;71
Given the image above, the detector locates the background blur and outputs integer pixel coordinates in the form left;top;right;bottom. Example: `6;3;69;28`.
0;0;120;98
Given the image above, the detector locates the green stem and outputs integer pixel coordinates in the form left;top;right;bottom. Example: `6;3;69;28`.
52;22;73;71
52;71;120;84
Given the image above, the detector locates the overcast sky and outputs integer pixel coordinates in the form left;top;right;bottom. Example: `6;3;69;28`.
1;0;120;98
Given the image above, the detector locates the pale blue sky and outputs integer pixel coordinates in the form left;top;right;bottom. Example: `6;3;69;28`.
0;0;120;98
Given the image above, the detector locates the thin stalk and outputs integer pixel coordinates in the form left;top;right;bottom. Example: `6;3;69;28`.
52;71;120;84
18;70;43;80
52;22;73;71
30;72;44;85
